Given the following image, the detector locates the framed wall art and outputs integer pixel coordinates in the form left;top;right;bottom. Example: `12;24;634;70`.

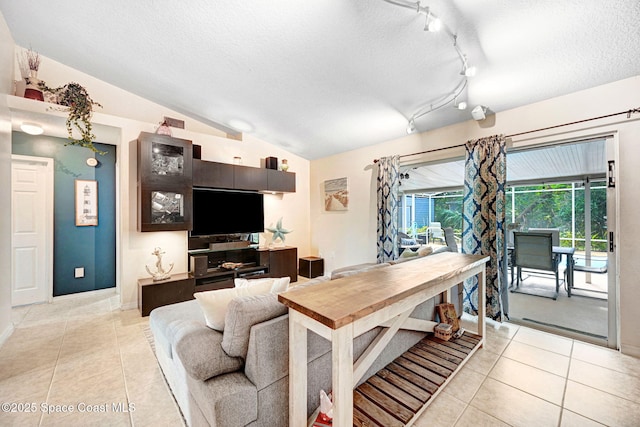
324;177;349;211
75;179;98;226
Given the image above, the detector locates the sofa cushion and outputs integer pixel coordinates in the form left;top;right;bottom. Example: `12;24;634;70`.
290;275;330;290
149;300;204;358
330;262;390;280
222;293;288;358
418;245;434;257
186;371;258;426
234;276;291;293
194;280;274;331
400;248;419;258
173;320;244;381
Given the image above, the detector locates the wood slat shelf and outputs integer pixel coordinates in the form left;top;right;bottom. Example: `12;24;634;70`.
353;331;482;426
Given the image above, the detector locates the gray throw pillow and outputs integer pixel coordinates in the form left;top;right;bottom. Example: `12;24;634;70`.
173;320;244;381
222;293;288;358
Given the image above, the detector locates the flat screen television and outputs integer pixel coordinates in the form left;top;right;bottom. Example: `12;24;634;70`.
191;188;264;236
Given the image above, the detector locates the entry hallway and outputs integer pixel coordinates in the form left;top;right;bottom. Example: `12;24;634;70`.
1;292;639;426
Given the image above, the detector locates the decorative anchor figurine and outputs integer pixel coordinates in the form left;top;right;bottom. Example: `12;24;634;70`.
145;247;174;281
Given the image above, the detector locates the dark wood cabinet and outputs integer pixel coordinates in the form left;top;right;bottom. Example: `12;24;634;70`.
138;246;298;316
191;159;296;193
267;169;296;192
193;160;234;189
266;246;298;282
234;165;268;191
137;132;193;232
138;273;195;316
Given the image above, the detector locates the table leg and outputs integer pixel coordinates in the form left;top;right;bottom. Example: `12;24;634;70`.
477;269;486;344
567;254;574;297
331;325;354;427
289;312;308;426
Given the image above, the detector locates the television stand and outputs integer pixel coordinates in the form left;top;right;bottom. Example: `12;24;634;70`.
188;245;298;292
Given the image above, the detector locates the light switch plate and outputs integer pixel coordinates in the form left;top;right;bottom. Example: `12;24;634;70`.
74;267;84;278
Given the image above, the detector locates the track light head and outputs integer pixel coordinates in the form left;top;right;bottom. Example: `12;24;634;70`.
424;10;441;32
406;118;416;134
471;105;487;121
463;65;476;77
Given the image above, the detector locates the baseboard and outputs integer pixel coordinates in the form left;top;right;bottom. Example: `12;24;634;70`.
120;301;137;311
620;342;640;358
52;287;116;302
0;323;15;349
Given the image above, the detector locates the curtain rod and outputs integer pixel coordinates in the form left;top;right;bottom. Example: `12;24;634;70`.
373;107;640;163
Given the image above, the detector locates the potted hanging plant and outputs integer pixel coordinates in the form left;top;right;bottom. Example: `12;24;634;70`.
39;81;105;155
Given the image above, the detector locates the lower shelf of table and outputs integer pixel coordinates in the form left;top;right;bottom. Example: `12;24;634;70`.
353;331;482;427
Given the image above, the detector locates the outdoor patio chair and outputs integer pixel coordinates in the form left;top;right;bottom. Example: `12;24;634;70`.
427;222;444;244
528;227;560;246
511;231;561;300
443;227;458;252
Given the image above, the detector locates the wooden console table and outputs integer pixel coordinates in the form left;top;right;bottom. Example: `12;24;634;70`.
278;252;489;426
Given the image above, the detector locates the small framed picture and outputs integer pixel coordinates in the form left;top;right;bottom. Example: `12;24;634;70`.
324;177;349;211
75;180;98;226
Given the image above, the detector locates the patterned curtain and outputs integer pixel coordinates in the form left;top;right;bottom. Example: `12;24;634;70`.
377;156;400;263
462;135;507;321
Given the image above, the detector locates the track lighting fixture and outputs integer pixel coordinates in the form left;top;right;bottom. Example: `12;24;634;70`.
424;9;441;32
471;105;488;121
406;118;416;134
462;65;476;77
383;1;486;133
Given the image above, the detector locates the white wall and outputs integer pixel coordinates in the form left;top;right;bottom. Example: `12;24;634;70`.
8;49;311;311
310;75;640;356
0;13;14;344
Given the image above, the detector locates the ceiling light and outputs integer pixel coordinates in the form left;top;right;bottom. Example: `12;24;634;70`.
463;66;477;77
471;105;487;121
20;122;43;135
406;118;416;134
228;119;253;132
424;9;441;32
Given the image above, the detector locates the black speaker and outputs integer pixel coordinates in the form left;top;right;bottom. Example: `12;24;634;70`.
265;156;278;170
193;144;202;159
190;255;208;277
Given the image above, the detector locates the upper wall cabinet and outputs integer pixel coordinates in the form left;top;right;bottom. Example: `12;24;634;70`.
193;160;296;193
266;169;296;193
192;160;234;189
137;132;193;232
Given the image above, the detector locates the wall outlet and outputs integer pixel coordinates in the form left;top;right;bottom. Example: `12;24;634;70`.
74;267;84;278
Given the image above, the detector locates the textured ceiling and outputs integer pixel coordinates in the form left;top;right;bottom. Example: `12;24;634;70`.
1;0;639;159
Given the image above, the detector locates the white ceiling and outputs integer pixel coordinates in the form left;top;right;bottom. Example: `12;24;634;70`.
1;1;639;159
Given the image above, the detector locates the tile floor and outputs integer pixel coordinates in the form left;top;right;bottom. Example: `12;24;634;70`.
0;291;184;427
1;292;640;426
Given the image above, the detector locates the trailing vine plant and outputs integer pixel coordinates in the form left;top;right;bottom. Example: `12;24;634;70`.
38;81;105;154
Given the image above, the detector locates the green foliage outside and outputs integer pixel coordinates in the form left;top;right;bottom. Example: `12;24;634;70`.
401;182;607;250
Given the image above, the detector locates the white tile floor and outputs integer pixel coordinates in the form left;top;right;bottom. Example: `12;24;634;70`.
2;292;640;426
0;291;184;427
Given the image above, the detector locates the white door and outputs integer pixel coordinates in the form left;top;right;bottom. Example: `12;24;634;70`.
11;155;54;306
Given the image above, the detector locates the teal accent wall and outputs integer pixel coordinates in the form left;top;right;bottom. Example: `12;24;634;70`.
12;132;116;296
